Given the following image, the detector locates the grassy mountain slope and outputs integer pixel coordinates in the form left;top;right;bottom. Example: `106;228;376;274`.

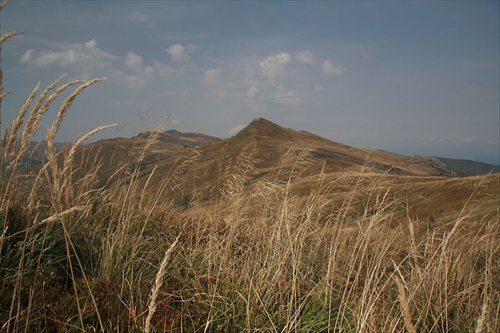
3;116;499;333
418;155;500;176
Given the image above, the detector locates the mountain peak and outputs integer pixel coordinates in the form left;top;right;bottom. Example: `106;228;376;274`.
235;117;296;141
246;117;282;131
249;117;277;126
234;118;336;147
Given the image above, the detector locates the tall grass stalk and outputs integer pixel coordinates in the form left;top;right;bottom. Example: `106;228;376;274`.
144;233;180;333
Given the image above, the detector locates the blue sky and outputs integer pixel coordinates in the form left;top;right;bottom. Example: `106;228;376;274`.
1;1;499;164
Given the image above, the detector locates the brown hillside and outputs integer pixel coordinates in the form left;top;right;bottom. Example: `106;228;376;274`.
108;118;460;205
228;118;457;176
64;129;220;184
201;117;456;177
35;117;463;206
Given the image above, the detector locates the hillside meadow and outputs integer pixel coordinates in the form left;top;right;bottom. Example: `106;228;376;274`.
1;8;499;332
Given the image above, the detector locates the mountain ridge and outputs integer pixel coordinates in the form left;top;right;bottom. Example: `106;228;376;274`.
416;155;500;176
12;118;497;178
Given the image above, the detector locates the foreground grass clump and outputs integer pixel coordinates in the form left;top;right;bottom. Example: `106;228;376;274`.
1;5;499;331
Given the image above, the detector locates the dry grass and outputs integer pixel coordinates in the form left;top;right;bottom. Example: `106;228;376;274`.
144;233;181;333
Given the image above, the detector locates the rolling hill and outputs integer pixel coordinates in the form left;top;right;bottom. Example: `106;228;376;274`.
61;117;467;206
416;155;500;176
17;117;496;180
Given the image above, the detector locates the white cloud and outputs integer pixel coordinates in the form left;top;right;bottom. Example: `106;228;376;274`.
229;124;245;135
323;60;344;76
314;84;323;92
20;49;34;65
111;69;148;88
131;10;148;23
126;75;147;87
260;52;291;81
203;69;221;84
295;50;316;65
166;43;190;62
18;39;121;72
20;49;76;68
84;39;98;50
247;85;259;98
125;52;143;72
272;85;301;106
153;61;176;78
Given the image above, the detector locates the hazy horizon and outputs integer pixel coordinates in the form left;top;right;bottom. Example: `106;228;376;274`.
2;1;499;165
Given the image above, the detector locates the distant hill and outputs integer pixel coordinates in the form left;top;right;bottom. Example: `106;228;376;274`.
0;140;70;168
131;129;220;149
223;118;458;177
20;118;500;191
27;118;461;179
416;156;500;176
12;118;500;214
91;117;461;205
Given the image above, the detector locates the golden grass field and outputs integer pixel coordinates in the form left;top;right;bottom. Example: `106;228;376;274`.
1;3;499;331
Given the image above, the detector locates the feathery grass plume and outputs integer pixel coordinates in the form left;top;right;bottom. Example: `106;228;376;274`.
1;74;67;201
0;29;22;131
35;205;86;226
222;142;258;198
41;79;83;160
62;124;117;172
45;78;103;153
45;78;106;205
4;83;40;159
0;0;11;10
475;301;488;333
144;233;181;333
395;276;416;333
59;124;116;204
15;74;67;160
